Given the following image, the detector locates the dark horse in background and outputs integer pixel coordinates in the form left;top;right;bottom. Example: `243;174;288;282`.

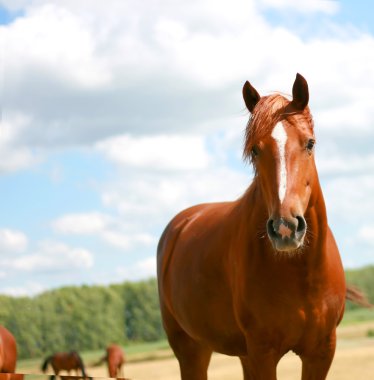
41;351;88;379
0;326;23;380
157;74;370;380
94;344;125;378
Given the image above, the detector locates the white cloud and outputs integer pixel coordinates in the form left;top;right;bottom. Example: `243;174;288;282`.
116;256;156;281
0;240;94;273
358;226;374;246
102;231;156;250
0;228;28;253
4;3;111;88
0;115;40;173
0;282;46;297
52;212;113;235
323;175;374;223
317;153;374;176
101;166;249;226
52;211;157;250
96;134;211;171
2;0;374;153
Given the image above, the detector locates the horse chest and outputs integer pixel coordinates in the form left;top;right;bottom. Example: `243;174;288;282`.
235;261;329;343
236;275;342;357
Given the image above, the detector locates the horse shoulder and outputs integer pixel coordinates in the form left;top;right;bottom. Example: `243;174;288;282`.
325;226;345;290
324;226;346;319
157;202;245;352
157;202;235;276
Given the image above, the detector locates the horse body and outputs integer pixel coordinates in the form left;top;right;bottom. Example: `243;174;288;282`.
42;351;87;377
105;344;125;378
0;326;17;373
157;74;346;379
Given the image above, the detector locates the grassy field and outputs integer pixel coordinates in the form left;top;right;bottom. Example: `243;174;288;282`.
17;311;374;380
341;307;374;325
17;340;173;373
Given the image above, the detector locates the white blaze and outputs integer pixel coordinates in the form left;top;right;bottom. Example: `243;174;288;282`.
271;122;288;204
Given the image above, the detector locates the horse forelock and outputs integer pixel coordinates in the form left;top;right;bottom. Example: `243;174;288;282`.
243;93;313;164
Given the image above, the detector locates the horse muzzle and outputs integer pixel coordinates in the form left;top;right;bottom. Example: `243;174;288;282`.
266;216;306;252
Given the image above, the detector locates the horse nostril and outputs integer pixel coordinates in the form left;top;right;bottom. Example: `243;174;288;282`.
296;216;306;234
266;219;278;239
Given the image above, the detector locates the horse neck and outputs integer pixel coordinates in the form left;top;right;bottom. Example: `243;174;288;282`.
305;176;328;243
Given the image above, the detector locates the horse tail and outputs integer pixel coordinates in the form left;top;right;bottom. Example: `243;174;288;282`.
41;356;53;372
75;353;87;378
346;285;373;308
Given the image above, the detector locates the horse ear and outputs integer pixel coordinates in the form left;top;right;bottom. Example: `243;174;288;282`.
242;81;261;113
291;73;309;110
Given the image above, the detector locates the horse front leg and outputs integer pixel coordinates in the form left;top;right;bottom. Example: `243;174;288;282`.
300;331;336;380
173;336;212;380
168;329;212;380
240;343;280;380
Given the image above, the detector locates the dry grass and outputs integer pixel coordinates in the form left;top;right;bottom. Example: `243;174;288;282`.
86;322;374;380
105;341;374;380
19;321;374;380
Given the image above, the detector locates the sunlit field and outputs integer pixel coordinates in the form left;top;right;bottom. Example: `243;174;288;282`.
18;315;374;380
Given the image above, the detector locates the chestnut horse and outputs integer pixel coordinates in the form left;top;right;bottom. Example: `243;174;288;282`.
0;326;22;380
157;74;359;380
41;351;87;379
94;344;125;378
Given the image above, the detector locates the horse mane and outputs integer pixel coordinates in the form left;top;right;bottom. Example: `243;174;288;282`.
243;93;313;164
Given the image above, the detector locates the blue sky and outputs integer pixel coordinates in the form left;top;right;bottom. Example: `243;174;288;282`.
263;0;374;36
1;0;374;296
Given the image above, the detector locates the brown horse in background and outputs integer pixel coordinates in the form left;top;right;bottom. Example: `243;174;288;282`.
41;351;87;379
158;74;368;380
0;326;22;380
0;326;17;374
94;344;125;378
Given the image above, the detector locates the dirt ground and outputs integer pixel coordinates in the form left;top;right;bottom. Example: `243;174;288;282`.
85;322;374;380
96;341;374;380
24;322;374;380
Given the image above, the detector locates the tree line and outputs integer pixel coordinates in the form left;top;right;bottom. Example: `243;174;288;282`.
0;278;164;359
0;266;373;359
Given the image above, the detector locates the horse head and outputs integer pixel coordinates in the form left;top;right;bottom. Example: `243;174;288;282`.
243;73;317;252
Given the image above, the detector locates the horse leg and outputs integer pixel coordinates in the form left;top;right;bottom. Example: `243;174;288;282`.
300;333;336;380
240;338;281;380
239;356;254;380
301;358;333;380
240;356;259;380
169;330;212;380
108;363;116;378
161;304;212;380
118;363;123;378
240;355;278;380
301;352;335;380
51;369;58;380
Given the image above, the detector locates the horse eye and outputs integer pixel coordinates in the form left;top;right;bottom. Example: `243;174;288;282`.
251;145;259;157
306;139;315;152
